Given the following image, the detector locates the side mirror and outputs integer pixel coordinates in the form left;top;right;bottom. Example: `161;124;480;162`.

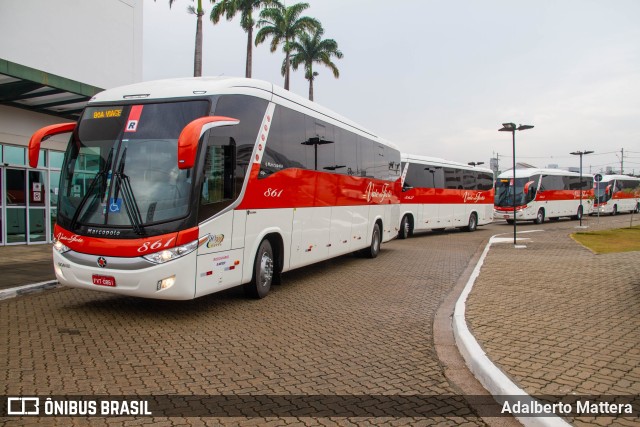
523;180;533;194
605;184;612;195
177;116;239;169
28;123;76;167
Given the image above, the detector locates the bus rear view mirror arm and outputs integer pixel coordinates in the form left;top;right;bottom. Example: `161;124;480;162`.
28;123;76;168
177;116;239;169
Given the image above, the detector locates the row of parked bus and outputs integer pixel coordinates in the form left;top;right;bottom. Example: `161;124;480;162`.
494;169;640;224
28;77;640;300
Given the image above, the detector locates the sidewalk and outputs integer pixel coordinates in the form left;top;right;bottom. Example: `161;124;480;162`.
465;215;640;426
0;243;55;291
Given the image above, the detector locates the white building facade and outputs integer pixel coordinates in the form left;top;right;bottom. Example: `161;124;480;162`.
0;0;142;245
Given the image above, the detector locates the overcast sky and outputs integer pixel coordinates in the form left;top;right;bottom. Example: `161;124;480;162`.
144;0;640;174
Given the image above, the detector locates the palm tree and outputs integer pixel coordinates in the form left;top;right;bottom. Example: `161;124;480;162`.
289;27;343;101
255;2;320;90
155;0;206;77
210;0;277;78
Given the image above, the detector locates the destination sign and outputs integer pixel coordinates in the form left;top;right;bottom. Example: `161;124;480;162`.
86;107;124;119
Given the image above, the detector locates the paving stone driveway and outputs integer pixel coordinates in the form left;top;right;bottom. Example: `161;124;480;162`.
1;225;496;426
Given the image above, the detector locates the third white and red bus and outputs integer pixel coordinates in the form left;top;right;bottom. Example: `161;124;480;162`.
494;168;594;224
593;174;640;215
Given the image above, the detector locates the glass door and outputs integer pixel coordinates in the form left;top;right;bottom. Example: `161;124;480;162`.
3;168;48;244
5;168;27;244
28;170;48;243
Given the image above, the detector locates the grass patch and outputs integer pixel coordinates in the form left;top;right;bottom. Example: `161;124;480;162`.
572;225;640;254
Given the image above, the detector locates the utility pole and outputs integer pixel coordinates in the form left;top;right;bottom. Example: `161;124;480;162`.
621;148;624;174
491;152;501;175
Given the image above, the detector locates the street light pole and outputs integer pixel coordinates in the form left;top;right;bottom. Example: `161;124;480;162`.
499;123;534;246
570;150;594;227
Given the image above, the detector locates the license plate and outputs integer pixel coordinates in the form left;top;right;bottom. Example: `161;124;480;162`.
503;214;509;219
92;275;116;287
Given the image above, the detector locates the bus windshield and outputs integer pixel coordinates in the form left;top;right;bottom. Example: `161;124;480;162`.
494;177;532;207
58;101;209;234
593;182;612;204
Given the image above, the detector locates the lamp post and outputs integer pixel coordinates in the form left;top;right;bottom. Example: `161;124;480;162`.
499;123;534;245
425;167;440;188
468;162;485;167
570;150;594;227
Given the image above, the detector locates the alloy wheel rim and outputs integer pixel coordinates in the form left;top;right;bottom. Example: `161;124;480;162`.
259;252;273;287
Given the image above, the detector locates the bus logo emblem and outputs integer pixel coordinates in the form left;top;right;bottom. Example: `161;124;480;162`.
97;257;108;268
206;234;225;248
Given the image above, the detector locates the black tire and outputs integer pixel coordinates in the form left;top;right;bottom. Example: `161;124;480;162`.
534;208;545;224
573;205;583;221
243;239;274;299
506;219;514;225
611;205;617;216
362;223;381;259
466;213;478;232
398;215;410;239
635;203;640;214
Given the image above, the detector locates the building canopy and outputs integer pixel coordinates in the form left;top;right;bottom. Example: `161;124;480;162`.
0;58;102;120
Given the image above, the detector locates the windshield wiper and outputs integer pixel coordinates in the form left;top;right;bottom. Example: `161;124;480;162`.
113;147;145;235
69;171;107;230
496;187;511;206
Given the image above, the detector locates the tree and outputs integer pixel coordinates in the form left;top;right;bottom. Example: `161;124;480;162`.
255;2;320;90
210;0;277;78
155;0;206;77
289;27;343;101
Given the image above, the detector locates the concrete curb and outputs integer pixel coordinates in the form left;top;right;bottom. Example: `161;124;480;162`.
0;280;60;301
453;231;571;427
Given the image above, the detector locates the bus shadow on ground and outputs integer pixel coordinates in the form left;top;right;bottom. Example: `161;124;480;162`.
60;249;388;317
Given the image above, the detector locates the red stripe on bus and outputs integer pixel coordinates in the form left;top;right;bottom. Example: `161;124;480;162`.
235;164;401;210
401;188;494;204
54;224;187;257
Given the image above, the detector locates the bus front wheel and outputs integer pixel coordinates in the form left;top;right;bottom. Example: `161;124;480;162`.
534;209;545;224
244;239;274;299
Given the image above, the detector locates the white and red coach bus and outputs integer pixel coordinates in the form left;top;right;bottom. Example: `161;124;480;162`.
494;168;594;224
593;174;640;215
28;77;401;300
397;154;494;238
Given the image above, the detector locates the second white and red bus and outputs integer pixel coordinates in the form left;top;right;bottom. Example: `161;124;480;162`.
397;154;494;237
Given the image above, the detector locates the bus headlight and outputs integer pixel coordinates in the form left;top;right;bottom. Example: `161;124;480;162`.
53;239;71;254
142;240;199;264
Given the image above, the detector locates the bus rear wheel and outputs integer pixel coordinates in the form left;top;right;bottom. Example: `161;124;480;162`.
573;205;583;221
466;213;478;232
244;239;274;299
361;223;381;259
534;208;545;224
398;215;411;239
